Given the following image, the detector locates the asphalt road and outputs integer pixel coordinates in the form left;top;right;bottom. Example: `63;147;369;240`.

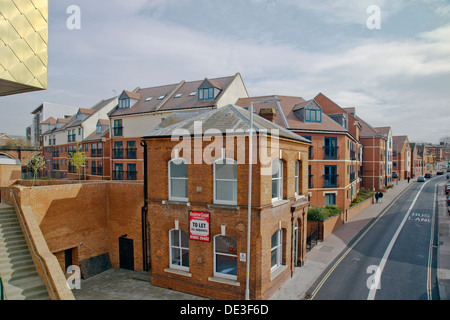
306;176;444;300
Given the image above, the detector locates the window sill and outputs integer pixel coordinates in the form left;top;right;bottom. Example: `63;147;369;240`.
164;268;192;277
271;199;290;208
208;276;240;286
164;200;190;206
270;265;287;281
208;203;239;210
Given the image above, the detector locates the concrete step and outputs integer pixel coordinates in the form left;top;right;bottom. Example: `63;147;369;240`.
0;227;24;237
0;215;18;223
0;233;25;243
0;241;28;252
0;257;34;270
0;263;36;278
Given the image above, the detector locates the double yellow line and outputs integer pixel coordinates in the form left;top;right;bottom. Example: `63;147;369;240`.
307;183;414;300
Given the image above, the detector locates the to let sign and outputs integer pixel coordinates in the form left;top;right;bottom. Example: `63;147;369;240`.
189;211;210;242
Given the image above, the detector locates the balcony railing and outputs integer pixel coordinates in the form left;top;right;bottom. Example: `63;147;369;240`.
113;127;123;137
113;148;123;159
324;146;338;159
91;149;103;157
127;170;137;180
126;148;136;159
113;170;124;180
324;174;338;188
91;166;103;176
308;174;314;189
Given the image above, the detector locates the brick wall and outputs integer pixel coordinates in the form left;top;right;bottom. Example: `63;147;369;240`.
14;181;144;278
144;134;309;299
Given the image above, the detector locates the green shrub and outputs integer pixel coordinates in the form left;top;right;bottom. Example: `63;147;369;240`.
324;205;341;218
350;187;374;206
307;206;329;222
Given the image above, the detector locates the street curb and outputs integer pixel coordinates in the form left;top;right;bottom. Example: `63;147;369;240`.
436;179;448;300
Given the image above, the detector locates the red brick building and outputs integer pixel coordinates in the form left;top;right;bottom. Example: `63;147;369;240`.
237;95;362;213
143;104;310;300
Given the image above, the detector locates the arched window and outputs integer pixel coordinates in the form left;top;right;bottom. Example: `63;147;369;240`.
272;159;283;201
168;158;188;201
169;229;189;271
214;235;237;280
214;158;237;205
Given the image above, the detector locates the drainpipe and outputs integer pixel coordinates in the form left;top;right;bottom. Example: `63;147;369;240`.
140;139;150;271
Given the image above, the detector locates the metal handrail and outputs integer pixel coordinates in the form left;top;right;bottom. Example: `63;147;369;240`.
9;189;57;300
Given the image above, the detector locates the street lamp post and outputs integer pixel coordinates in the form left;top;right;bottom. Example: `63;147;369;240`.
246;97;280;300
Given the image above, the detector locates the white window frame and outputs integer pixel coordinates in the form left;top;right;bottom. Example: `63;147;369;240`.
169;229;189;271
295;161;300;196
213;158;237;206
272;159;283;201
271;229;283;273
168;158;188;202
213;235;237;280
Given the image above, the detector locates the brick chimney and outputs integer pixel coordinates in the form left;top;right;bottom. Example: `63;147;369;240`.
259;108;276;122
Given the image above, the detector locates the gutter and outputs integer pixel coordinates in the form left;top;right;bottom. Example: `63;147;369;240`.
140;139;150;271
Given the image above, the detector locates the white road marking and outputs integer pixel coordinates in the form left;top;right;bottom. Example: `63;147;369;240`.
367;180;430;300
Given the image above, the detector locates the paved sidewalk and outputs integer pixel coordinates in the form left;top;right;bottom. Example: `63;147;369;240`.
437;179;450;300
270;179;416;300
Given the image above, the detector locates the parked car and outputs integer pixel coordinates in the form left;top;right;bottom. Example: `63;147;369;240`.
446;184;450;195
437;171;444;175
417;176;426;182
425;173;432;178
392;172;398;179
447;173;450;179
447;194;450;206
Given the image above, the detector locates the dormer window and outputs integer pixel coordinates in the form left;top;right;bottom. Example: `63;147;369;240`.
96;124;102;134
198;87;214;101
118;98;130;109
305;108;322;123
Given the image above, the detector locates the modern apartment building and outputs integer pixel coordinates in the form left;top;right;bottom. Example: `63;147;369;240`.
236;95;362;212
41;97;118;179
108;73;249;182
410;142;425;178
392;135;411;180
142;104;310;300
375;127;393;185
355;117;388;191
28;102;78;146
0;0;48;96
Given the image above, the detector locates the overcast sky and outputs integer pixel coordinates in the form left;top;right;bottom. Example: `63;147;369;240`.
1;0;449;143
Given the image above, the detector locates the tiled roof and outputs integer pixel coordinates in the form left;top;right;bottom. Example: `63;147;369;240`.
235;96;347;133
110;75;237;117
144;104;310;144
41;117;56;125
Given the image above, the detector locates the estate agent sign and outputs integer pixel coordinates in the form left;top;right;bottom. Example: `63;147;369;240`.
189;211;210;242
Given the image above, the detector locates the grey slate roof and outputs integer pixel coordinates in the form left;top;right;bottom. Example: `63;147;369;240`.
143;104;310;144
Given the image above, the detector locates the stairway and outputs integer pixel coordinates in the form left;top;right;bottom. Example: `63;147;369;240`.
0;203;51;300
